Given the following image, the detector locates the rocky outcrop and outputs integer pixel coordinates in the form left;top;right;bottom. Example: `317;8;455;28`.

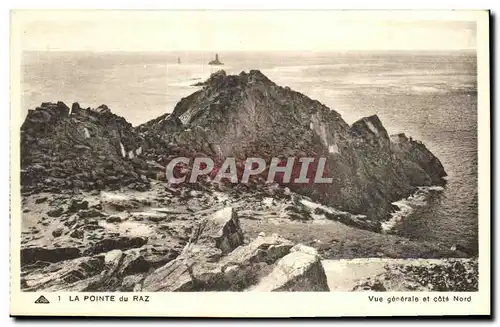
138;70;446;222
390;133;447;185
141;207;245;291
20;71;446;225
21;102;150;194
191;70;227;87
22;256;106;291
187;207;244;256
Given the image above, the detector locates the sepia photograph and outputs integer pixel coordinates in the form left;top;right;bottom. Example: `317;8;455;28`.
9;9;490;317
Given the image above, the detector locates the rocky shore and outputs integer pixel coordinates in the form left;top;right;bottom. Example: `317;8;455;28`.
19;70;477;292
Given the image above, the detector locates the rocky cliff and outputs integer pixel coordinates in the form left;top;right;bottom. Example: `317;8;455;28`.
20;70;446;223
138;70;447;221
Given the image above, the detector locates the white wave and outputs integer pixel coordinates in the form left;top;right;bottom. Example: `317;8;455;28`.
410;86;446;94
381;200;414;232
262;197;275;206
167;80;205;88
381;185;444;232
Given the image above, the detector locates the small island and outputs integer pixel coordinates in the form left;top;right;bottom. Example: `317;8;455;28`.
208;53;224;65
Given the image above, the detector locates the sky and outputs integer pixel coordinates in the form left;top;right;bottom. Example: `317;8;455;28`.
13;10;478;52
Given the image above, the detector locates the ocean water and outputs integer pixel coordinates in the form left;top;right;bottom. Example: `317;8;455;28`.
21;50;478;253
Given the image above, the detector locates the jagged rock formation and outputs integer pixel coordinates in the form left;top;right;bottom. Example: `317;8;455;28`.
20;70;446;224
139;70;446;221
323;258;478;292
141;207;329;292
21;102;150;194
22;204;330;292
250;244;329;292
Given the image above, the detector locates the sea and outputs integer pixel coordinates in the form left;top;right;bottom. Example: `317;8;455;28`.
21;50;478;254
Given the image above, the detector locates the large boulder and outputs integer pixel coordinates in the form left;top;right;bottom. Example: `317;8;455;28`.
184;207;244;257
249;244;330;292
141;208;326;292
141;257;210;292
140;234;295;292
222;233;294;266
142;207;244;291
217;234;295;291
142;208;298;292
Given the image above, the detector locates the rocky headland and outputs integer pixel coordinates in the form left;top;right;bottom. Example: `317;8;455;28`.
19;70;476;292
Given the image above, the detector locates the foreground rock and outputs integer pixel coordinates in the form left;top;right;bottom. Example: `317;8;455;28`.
186;207;244;256
20;182;475;292
21;205;330;292
142;207;330;292
250;244;329;292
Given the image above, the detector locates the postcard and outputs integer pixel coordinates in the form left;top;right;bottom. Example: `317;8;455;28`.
10;9;490;317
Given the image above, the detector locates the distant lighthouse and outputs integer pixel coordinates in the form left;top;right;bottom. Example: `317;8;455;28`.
208;53;223;65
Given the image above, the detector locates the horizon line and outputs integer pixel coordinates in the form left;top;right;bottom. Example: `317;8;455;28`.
22;48;477;53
